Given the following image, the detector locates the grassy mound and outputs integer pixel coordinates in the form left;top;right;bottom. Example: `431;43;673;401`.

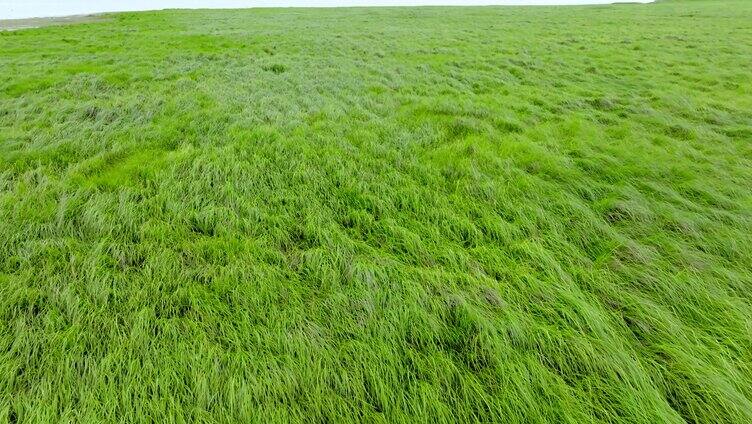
1;0;751;422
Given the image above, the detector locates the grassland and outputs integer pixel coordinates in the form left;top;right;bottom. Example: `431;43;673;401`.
1;0;751;422
0;15;108;32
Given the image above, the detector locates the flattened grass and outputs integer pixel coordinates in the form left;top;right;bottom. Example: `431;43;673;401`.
1;0;752;422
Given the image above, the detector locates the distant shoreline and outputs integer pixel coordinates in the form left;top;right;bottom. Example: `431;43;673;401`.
1;1;655;24
0;15;108;31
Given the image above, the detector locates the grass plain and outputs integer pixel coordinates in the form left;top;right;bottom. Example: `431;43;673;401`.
1;0;752;422
0;15;108;32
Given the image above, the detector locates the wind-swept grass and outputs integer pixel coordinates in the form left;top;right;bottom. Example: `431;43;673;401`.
1;0;751;422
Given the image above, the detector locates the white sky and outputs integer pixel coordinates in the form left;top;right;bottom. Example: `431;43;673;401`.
1;0;653;20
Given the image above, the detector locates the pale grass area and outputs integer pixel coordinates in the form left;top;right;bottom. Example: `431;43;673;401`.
1;0;655;20
0;15;106;31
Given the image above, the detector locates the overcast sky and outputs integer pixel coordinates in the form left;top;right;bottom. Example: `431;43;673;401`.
1;0;653;20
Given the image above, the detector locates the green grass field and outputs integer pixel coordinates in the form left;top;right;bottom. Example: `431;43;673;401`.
1;0;751;422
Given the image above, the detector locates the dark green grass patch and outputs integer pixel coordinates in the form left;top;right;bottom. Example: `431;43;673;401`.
1;1;752;422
